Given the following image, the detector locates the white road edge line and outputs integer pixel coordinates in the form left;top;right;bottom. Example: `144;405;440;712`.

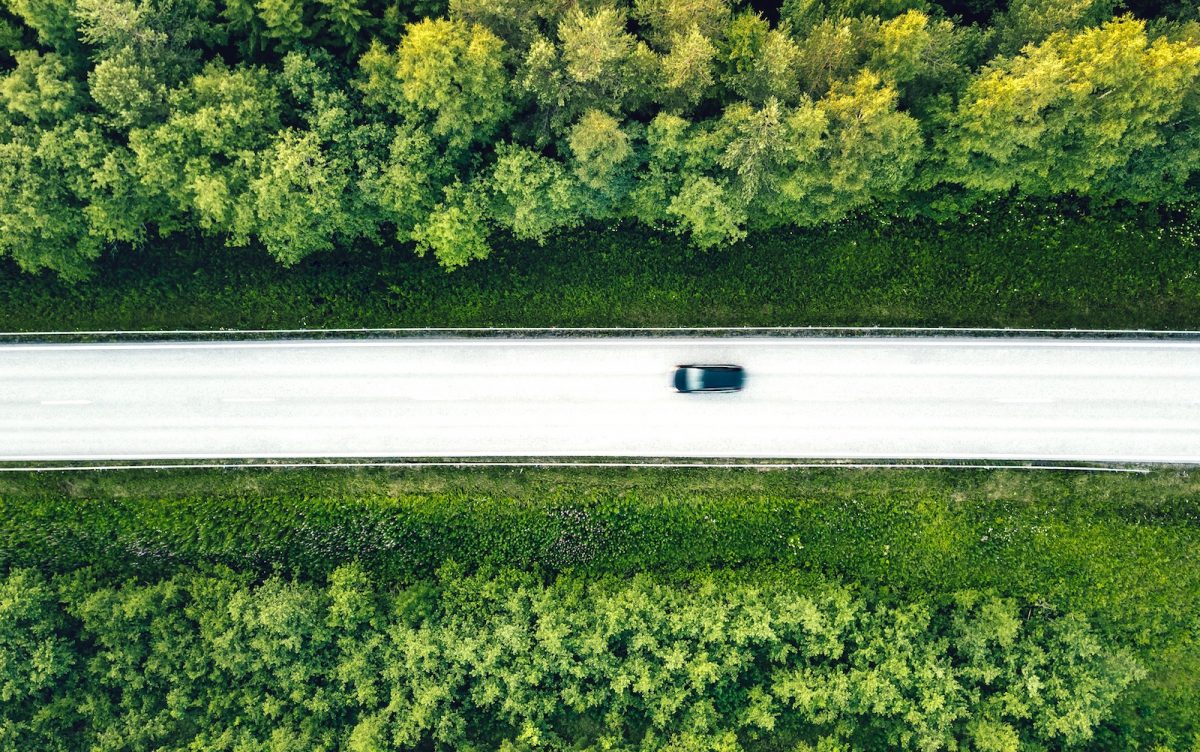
3;326;1200;335
0;461;1150;473
220;397;276;403
8;339;1200;353
38;399;91;405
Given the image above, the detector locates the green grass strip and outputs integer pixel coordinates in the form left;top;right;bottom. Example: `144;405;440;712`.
1;206;1197;332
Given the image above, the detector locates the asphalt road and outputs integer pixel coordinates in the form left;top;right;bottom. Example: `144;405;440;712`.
1;337;1198;463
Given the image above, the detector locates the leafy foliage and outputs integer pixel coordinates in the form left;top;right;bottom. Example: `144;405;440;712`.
392;17;510;149
936;17;1200;206
128;61;282;241
0;565;1145;750
0;0;1194;275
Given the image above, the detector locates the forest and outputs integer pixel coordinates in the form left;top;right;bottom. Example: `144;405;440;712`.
0;0;1196;279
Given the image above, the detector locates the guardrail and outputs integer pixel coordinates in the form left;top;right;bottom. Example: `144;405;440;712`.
0;458;1154;473
2;325;1199;344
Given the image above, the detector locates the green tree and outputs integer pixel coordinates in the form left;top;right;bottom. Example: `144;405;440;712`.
867;10;938;83
632;0;731;50
394;17;510;149
246;49;389;263
668;173;747;247
486;143;582;243
567;108;636;216
360;122;450;242
936;17;1200;205
629;111;703;227
411;179;492;268
448;0;575;49
718;11;803;103
0;567;1149;750
250;130;351;263
255;0;309;46
221;0;268;54
519;7;660;137
865;9;982;113
0;569;78;750
2;0;77;51
794;15;866;97
317;0;372;49
995;0;1119;55
0;49;79;123
766;71;922;227
712;96;790;201
629;107;758;247
129;61;282;242
355;36;405;107
86;47;170;127
659;24;717;110
73;0;224;127
0;129;99;279
0;70;148;283
0;16;24;57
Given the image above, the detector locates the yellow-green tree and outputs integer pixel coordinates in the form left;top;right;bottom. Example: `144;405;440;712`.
937;17;1200;204
759;72;922;227
567;108;636;216
359;18;510;150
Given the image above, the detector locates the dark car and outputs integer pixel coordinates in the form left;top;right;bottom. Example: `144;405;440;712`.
674;364;745;393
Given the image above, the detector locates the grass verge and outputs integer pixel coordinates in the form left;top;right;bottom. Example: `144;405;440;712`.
0;204;1196;332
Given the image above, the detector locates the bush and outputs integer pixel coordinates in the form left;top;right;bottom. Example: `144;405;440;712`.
0;565;1144;750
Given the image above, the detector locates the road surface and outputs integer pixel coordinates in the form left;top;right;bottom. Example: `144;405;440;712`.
1;337;1198;463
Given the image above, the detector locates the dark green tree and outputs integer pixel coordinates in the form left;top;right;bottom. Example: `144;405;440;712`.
129;61;282;242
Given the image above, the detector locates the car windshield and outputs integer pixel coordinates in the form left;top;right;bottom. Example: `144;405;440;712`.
687;368;705;391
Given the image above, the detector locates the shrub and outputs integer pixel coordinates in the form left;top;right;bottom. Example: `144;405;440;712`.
0;565;1144;750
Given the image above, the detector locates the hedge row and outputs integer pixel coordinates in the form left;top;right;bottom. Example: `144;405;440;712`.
0;565;1143;751
3;468;1197;641
1;203;1197;332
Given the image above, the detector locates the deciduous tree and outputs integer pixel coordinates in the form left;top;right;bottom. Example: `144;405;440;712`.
659;24;717;110
411;179;492;268
394;17;509;149
632;0;730;50
3;0;77;51
448;0;576;49
519;7;660;135
936;17;1200;204
718;11;803;103
129;62;282;242
767;71;922;226
486;143;582;243
994;0;1119;55
0;567;1144;751
568;108;636;216
0;50;79;123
